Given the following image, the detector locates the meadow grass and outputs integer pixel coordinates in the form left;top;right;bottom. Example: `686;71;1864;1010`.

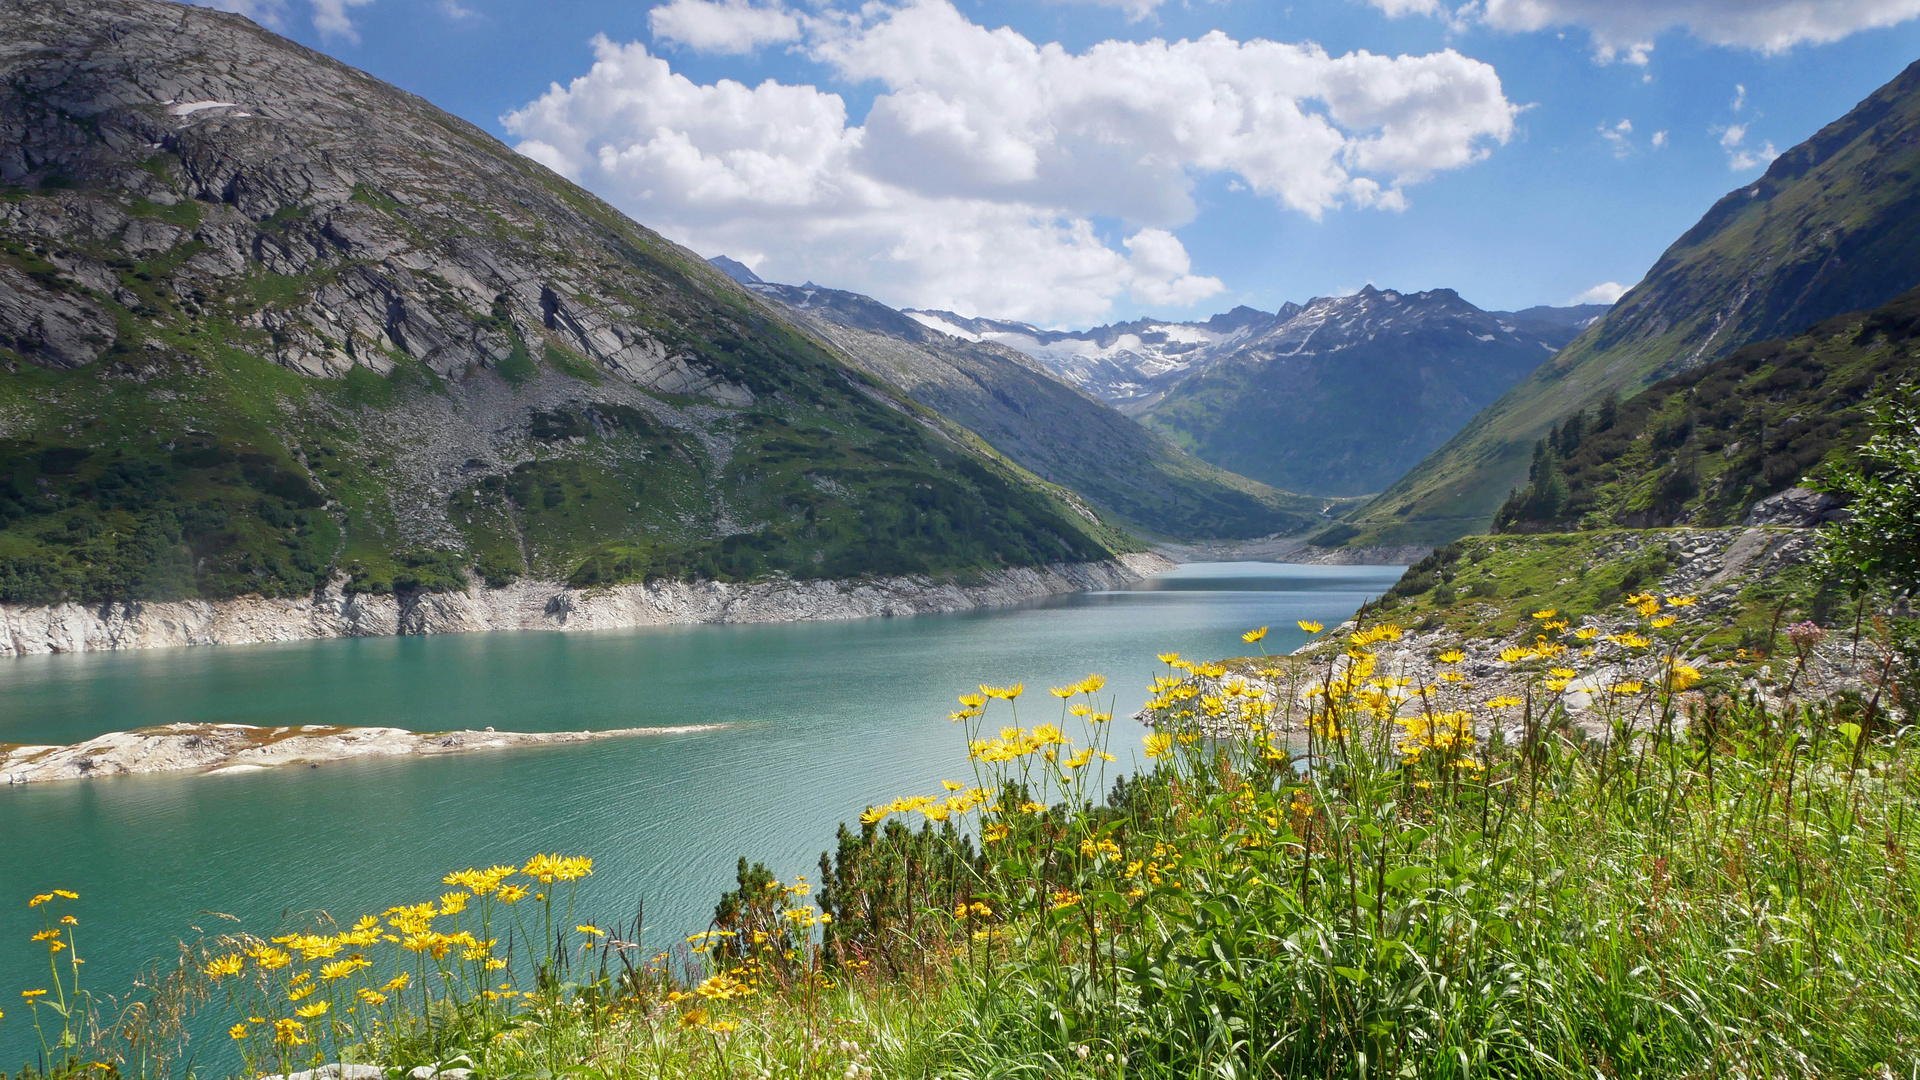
6;592;1918;1079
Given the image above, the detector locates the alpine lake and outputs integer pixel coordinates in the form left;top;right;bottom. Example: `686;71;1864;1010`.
0;561;1403;1066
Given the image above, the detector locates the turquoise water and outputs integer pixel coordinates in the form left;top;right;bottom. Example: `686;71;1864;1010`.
0;562;1401;1065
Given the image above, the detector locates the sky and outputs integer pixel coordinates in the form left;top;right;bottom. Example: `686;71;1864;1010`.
196;0;1920;327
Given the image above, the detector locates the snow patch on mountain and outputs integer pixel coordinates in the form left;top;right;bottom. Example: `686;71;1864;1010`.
905;291;1602;411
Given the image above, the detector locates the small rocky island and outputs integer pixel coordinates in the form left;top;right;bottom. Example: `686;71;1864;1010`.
0;722;719;785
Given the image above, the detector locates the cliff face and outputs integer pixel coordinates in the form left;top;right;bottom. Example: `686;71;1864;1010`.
0;0;1130;611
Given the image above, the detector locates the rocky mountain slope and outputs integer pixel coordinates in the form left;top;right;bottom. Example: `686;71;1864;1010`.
1135;287;1591;496
1492;286;1920;533
1338;58;1920;549
719;268;1341;540
0;0;1135;609
904;305;1294;412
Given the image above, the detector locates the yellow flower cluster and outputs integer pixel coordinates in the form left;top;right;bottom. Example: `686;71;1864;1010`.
860;786;992;825
968;724;1072;764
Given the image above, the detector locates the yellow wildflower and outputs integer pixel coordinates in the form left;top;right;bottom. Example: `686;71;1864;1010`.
1243;626;1268;643
204;954;245;979
1297;620;1324;634
1144;732;1174;759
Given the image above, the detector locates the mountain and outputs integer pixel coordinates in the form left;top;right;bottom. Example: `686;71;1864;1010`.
1136;287;1583;496
1337;59;1920;549
904;305;1298;412
0;0;1133;606
910;290;1589;497
1493;286;1920;533
709;256;763;286
1490;305;1610;332
729;272;1341;539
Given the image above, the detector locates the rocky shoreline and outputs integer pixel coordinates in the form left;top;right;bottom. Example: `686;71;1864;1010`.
0;722;721;785
1143;527;1904;744
0;553;1173;658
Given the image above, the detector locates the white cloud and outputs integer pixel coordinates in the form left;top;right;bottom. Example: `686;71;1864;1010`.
188;0;290;28
650;0;801;54
1599;117;1633;156
1716;121;1779;171
309;0;374;39
1366;0;1920;61
1572;281;1627;304
504;1;1517;322
187;0;372;38
1650;129;1667;147
1731;83;1747;111
1729;140;1780;171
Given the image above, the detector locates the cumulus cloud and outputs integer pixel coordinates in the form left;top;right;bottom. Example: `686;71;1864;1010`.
1572;281;1627;304
505;0;1516;322
650;0;801;54
1365;0;1920;62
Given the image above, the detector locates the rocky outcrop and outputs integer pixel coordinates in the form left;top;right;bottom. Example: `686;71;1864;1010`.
1;722;722;785
1743;486;1849;527
0;554;1173;657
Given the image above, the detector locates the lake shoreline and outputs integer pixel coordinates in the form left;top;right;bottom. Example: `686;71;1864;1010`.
0;553;1174;658
0;721;724;786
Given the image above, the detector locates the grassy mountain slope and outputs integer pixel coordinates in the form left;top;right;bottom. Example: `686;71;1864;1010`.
1337;59;1920;548
1491;287;1920;533
745;280;1343;540
0;0;1130;605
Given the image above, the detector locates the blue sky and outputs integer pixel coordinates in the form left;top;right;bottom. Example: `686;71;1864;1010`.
214;0;1920;326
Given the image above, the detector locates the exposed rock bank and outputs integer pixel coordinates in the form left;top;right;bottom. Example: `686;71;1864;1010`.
0;554;1173;657
1;722;717;785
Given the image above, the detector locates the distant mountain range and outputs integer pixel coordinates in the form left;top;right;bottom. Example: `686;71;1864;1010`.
1338;58;1920;549
896;288;1601;497
707;262;1344;540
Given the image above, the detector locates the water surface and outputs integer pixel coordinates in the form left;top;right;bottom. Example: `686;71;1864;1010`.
0;562;1400;1063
